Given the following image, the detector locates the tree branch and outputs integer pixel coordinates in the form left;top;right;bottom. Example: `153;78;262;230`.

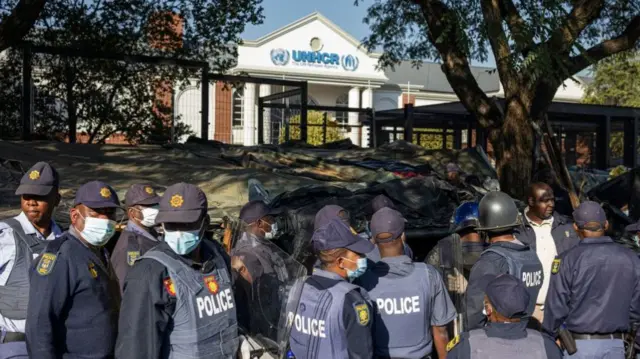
547;0;605;54
480;0;519;95
413;0;503;128
0;0;48;52
498;0;533;53
567;15;640;75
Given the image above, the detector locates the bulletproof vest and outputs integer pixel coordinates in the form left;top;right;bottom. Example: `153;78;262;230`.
0;218;48;320
142;245;239;359
482;245;543;315
289;271;367;359
467;328;548;359
364;262;433;358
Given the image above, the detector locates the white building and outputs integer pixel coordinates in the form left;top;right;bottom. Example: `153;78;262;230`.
176;12;590;146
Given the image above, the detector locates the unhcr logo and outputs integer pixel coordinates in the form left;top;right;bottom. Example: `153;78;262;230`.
271;48;290;66
341;54;359;71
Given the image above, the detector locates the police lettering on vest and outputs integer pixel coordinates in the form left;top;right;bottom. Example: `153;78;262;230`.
196;288;234;319
522;270;542;288
375;296;420;315
289;312;327;338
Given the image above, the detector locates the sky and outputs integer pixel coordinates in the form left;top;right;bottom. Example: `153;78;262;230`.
241;0;498;68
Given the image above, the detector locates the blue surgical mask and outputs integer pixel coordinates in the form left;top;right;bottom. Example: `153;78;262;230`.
342;257;368;280
163;223;203;255
78;214;116;247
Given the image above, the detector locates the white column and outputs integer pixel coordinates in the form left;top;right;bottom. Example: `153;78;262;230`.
243;83;256;146
348;87;361;146
259;84;271;144
361;88;373;148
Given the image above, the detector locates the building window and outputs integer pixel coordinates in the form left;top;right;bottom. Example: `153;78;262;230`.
335;93;348;124
232;88;244;128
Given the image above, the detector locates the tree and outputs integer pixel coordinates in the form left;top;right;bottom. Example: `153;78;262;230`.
280;111;345;145
356;0;640;199
0;0;48;52
583;51;640;159
0;0;263;143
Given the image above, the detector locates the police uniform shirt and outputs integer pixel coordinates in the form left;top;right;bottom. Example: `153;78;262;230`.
466;239;542;330
115;238;232;359
356;255;456;358
110;221;160;292
446;321;563;359
0;211;62;333
543;236;640;335
25;230;121;359
292;268;374;359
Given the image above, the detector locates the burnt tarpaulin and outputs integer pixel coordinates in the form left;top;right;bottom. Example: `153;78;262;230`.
587;167;640;222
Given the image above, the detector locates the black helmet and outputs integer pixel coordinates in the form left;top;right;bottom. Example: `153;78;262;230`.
476;191;522;233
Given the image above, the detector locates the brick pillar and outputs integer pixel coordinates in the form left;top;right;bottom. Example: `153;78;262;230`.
402;93;415;105
214;82;232;143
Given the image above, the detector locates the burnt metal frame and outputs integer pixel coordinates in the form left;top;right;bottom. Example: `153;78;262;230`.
375;100;640;169
19;42;211;141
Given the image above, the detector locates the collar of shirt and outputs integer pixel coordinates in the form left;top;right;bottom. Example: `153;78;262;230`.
125;221;158;242
484;320;528;339
580;236;614;245
313;268;346;282
524;207;554;228
490;239;527;251
16;211;62;240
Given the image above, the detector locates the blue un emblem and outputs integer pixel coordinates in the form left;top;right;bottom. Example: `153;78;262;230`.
341;54;359;71
271;48;290;66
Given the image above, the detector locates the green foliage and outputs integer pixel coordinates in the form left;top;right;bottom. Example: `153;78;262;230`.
583;51;640;159
355;0;638;84
0;0;263;143
412;129;454;150
583;51;640;108
280;111;345;146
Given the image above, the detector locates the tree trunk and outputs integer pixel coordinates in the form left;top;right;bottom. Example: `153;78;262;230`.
490;98;535;201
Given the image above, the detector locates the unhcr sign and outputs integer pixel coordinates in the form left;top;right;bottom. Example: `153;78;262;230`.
270;48;359;72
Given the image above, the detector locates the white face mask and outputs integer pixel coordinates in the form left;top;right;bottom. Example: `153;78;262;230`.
264;222;279;240
138;207;159;228
78;213;116;247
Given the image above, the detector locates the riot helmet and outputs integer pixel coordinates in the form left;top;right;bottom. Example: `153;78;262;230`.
450;202;480;233
475;191;522;233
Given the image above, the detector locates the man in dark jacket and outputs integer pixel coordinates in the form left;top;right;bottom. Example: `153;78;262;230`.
110;184;161;292
513;182;580;326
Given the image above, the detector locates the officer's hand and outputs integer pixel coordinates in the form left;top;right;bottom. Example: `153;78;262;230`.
447;270;468;294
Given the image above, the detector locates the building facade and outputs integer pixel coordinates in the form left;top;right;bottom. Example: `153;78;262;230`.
175;12;590;147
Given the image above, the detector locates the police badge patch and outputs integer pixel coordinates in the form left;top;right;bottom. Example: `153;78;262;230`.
36;253;57;276
551;258;561;274
127;251;140;266
446;335;460;351
204;275;219;294
354;303;370;326
163;278;176;296
88;262;98;278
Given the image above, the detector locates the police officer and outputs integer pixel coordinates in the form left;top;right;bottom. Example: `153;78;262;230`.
368;195;414;259
466;191;543;330
0;162;62;358
514;182;580;325
110;183;161;292
426;201;486;283
116;183;238;359
356;207;456;359
289;218;374;359
447;274;563;359
543;201;640;358
26;181;121;359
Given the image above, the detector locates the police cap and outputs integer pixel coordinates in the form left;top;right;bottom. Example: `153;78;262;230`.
485;274;530;318
15;162;59;196
125;184;161;207
239;200;281;224
625;220;640;233
312;218;374;254
371;194;396;213
446;162;461;173
155;183;207;224
572;201;607;230
314;204;350;230
370;207;405;243
74;181;120;209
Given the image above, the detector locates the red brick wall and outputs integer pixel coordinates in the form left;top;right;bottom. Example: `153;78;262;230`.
214;82;233;143
402;93;416;105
